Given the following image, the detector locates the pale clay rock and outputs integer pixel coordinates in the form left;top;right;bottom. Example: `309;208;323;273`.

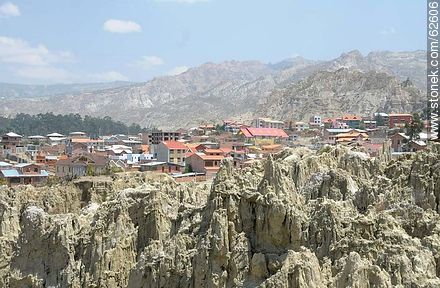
0;144;439;287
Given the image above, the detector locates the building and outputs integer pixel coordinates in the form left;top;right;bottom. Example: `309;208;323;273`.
139;161;183;173
373;113;390;127
252;118;285;129
335;130;369;144
389;114;413;128
46;133;68;146
68;138;105;155
409;140;427;152
239;127;288;145
149;131;181;145
156;141;189;165
310;115;322;125
55;153;109;178
292;122;309;131
390;133;409;152
0;163;48;187
36;153;59;174
1;132;23;154
69;131;87;139
186;149;226;178
223;120;246;134
323;128;353;142
341;115;362;129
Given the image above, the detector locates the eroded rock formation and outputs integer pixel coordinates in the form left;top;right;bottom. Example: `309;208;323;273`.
1;144;439;287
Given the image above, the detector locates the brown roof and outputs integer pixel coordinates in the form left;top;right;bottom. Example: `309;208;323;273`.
57;153;108;166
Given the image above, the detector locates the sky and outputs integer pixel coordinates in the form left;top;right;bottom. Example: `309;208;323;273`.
0;0;426;84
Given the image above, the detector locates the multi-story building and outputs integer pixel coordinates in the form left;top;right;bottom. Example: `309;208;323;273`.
373;113;390;127
148;131;181;145
186;149;226;178
1;132;23;154
156;141;189;166
310;115;322;125
341;115;362;129
252;118;285;129
389;113;413;128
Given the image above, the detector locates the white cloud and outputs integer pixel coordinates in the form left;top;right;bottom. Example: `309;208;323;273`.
103;19;142;33
0;36;75;82
0;36;74;66
0;2;20;18
168;66;189;76
90;71;129;82
155;0;210;3
136;56;164;69
380;27;397;36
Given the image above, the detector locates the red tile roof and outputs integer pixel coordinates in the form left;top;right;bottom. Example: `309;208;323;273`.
240;127;288;138
342;115;362;121
162;141;188;150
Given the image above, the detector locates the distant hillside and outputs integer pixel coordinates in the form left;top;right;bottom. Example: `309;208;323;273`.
0;50;427;128
0;81;133;99
257;68;424;122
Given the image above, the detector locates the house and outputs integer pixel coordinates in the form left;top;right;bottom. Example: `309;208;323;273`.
36;153;59;174
252;118;285;129
139;161;183;173
323;128;353;142
28;135;46;144
69;131;87;139
390;133;409;152
239;127;288;145
223;120;246;134
341;115;362;129
47;133;68;146
68;138;105;154
0;163;48;187
361;142;387;157
186;150;226;178
55;153;109;178
310;115;322;125
335;130;369;144
1;132;23;154
156;141;189;165
260;144;283;155
409;140;427;152
389;113;413;128
292;122;309;131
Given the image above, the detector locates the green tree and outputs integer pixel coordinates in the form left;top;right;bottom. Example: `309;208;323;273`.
404;113;424;141
375;114;384;126
86;164;95;176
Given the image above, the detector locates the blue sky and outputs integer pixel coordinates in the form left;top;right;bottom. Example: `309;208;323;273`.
0;0;426;84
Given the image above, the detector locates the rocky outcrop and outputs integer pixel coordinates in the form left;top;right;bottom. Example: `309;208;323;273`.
0;144;439;287
0;50;426;128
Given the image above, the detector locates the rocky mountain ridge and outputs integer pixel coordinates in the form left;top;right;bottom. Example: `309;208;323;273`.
0;144;439;287
0;50;426;128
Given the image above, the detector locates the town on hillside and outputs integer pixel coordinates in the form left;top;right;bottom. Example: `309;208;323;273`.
0;112;433;187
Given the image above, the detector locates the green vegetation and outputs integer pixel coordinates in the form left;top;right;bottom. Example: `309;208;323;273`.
405;113;424;141
0;113;147;136
184;164;193;173
375;114;385;126
86;164;95;176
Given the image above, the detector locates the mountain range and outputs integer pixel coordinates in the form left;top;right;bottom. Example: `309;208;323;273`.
0;50;426;129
